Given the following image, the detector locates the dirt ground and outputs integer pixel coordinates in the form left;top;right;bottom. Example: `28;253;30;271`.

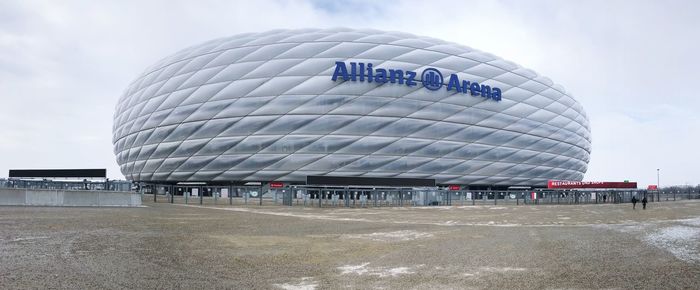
1;200;699;289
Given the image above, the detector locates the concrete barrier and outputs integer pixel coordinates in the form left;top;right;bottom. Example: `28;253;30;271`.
97;191;135;206
1;189;26;205
0;188;141;207
63;191;100;206
25;190;62;206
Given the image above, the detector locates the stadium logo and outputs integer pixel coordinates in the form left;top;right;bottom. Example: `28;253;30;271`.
421;68;443;91
331;61;502;101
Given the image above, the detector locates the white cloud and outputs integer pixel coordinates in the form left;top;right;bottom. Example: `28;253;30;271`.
1;0;698;186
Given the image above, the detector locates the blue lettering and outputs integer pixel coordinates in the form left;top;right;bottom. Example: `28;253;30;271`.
461;80;470;94
492;88;502;101
405;71;417;86
366;63;373;83
374;68;387;83
331;61;502;101
358;62;365;82
469;82;481;96
331;61;349;81
388;69;404;84
480;85;491;98
447;74;462;93
350;62;357;81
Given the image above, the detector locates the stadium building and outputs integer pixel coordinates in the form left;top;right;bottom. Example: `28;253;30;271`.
112;28;591;192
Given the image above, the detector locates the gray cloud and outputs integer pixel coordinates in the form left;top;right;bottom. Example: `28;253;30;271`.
1;0;697;187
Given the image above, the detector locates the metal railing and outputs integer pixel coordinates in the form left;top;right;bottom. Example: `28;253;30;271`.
142;187;700;207
5;177;696;207
0;178;133;192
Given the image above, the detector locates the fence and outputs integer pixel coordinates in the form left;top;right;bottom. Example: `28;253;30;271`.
1;178;132;192
143;186;700;208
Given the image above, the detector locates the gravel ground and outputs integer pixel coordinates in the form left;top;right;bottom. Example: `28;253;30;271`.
1;199;699;289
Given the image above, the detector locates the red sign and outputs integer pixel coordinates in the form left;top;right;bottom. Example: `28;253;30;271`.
647;185;658;190
269;182;284;188
448;185;460;191
547;180;637;189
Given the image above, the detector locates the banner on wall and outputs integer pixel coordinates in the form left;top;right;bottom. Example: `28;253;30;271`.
547;180;637;189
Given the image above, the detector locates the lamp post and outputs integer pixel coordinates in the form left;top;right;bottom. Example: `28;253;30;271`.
657;168;660;202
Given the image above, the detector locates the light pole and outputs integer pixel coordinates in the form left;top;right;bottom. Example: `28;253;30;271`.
657;168;660;201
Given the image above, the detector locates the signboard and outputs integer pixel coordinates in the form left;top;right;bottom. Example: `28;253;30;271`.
448;185;460;191
269;182;284;188
9;169;106;178
332;61;502;101
647;185;658;190
547;180;638;189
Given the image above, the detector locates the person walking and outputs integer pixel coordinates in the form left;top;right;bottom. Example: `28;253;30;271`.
631;196;638;210
642;196;648;210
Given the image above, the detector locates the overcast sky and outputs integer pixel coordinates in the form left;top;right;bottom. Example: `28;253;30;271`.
1;0;698;187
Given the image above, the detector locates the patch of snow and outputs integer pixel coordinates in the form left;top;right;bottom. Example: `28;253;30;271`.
386;267;413;276
489;207;506;210
338;263;370;275
680;217;700;227
10;236;49;242
463;267;527;277
338;263;417;277
342;230;433;242
490;223;522;227
593;223;646;233
479;267;527;272
274;277;317;290
644;226;700;263
594;218;700;264
413;206;452;210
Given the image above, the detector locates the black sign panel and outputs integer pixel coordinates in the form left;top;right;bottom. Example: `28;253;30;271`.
9;169;107;178
306;175;435;187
